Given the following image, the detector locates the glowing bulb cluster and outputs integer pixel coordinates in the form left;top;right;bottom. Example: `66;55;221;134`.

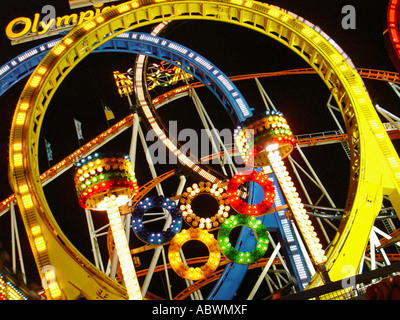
179;182;230;230
217;213;269;264
30;224;47;254
227;170;275;216
234;110;296;167
168;228;221;280
268;151;327;265
42;267;62;299
132;196;182;244
0;274;28;300
74;152;139;210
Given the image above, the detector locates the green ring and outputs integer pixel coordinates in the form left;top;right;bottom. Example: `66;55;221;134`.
217;213;269;265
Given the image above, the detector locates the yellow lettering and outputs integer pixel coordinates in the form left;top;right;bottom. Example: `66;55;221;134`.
78;10;95;25
56;14;78;28
5;17;32;39
31;13;40;33
94;6;102;17
6;5;116;42
101;6;115;14
94;3;115;15
38;19;56;35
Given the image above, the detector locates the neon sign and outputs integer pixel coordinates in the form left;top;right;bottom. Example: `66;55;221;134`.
5;4;116;43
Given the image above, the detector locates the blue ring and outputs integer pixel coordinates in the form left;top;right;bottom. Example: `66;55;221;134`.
132;196;182;244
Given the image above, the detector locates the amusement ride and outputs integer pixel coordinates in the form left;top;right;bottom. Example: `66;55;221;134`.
0;0;400;301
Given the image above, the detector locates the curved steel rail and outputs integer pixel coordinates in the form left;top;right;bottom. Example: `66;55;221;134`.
8;0;400;298
3;40;399;98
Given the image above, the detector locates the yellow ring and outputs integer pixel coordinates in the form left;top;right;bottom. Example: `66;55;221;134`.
168;228;220;280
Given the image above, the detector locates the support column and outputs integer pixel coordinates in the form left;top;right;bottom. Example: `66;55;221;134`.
105;195;142;300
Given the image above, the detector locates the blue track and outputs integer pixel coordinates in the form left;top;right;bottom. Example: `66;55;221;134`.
0;33;252;124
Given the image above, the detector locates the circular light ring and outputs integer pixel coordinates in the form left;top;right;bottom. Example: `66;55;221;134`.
131;196;182;245
234;110;296;167
217;213;269;265
168;228;221;280
74;152;139;210
179;182;230;230
226;170;275;216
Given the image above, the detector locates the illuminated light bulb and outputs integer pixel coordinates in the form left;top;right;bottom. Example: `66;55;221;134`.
34;236;46;252
74;154;141;299
268;151;327;266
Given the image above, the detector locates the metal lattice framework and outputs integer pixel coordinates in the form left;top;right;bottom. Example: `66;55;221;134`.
7;0;400;299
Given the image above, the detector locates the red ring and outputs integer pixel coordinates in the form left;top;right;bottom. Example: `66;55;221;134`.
226;170;275;216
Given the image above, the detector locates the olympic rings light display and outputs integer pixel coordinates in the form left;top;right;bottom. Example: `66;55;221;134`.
168;228;221;280
131;196;182;245
234;110;296;167
227;170;275;216
179;182;231;230
74;152;139;210
217;214;269;265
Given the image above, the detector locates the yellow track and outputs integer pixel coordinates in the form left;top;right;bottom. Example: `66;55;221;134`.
8;0;400;299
